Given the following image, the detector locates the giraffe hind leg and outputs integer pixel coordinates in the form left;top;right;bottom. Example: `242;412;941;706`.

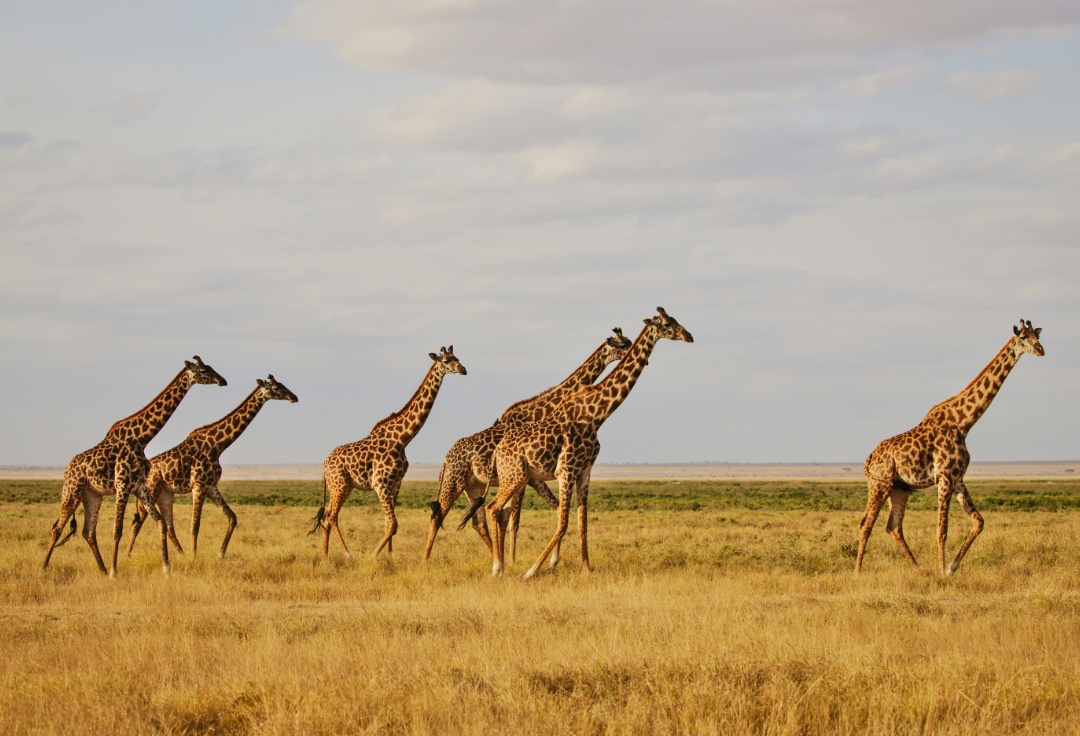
81;491;109;575
854;480;891;574
948;483;984;575
884;490;919;568
43;479;83;568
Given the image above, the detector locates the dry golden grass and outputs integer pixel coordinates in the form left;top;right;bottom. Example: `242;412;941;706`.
3;494;1080;734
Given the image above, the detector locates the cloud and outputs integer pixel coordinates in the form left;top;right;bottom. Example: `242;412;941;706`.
4;91;35;106
520;141;599;183
105;93;159;124
281;1;1080;85
949;69;1041;100
0;131;34;150
833;66;927;97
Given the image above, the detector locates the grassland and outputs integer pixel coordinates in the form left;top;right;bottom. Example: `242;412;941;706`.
3;478;1080;734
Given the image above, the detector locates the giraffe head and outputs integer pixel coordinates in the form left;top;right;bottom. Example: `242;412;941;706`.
1012;319;1045;357
428;346;468;376
601;327;634;363
645;307;694;343
185;356;227;386
256;374;299;403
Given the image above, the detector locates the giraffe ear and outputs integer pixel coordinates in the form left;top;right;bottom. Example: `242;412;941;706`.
1035;327;1042;337
1013;325;1021;336
185;360;193;368
257;379;267;388
429;353;439;361
267;374;276;382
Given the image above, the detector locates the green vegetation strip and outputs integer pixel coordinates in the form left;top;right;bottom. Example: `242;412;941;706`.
6;478;1080;512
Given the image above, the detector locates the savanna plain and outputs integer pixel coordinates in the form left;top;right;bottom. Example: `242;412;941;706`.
4;477;1080;735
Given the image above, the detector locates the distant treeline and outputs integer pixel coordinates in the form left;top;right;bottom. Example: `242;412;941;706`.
5;478;1080;513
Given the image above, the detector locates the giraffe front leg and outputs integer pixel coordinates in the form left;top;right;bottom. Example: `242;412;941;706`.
127;498;147;557
109;488;131;578
370;481;398;557
525;477;573;580
485;467;526;577
190;489;207;559
854;480;890;574
508;491;523;566
130;480;169;577
154;490;184;555
948;481;984;575
576;469;592;574
205;486;238;559
936;479;954;577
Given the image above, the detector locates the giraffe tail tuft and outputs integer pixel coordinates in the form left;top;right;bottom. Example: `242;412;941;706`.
456;496;486;531
307;506;326;536
429;501;445;529
55;517;77;548
307;478;328;536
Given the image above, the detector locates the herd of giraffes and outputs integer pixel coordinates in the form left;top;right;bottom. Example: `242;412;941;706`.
40;308;1045;581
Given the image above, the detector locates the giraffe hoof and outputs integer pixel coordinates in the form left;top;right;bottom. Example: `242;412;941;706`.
523;566;539;580
947;561;960;576
108;569;116;579
163;564;171;578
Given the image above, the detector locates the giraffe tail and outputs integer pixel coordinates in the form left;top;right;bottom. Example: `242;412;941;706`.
429;501;445;530
456;495;486;531
429;463;448;529
307;479;327;536
54;516;77;548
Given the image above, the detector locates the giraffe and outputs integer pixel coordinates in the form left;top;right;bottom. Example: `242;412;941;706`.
467;307;693;578
42;356;227;577
127;375;298;560
423;328;633;562
855;319;1044;576
310;346;466;558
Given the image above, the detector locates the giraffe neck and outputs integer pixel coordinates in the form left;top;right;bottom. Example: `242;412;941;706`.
191;388;269;457
568;325;659;430
924;336;1024;435
501;340;615;424
375;364;446;447
106;368;194;448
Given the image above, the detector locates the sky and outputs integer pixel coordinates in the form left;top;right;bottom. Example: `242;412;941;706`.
2;0;1079;467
